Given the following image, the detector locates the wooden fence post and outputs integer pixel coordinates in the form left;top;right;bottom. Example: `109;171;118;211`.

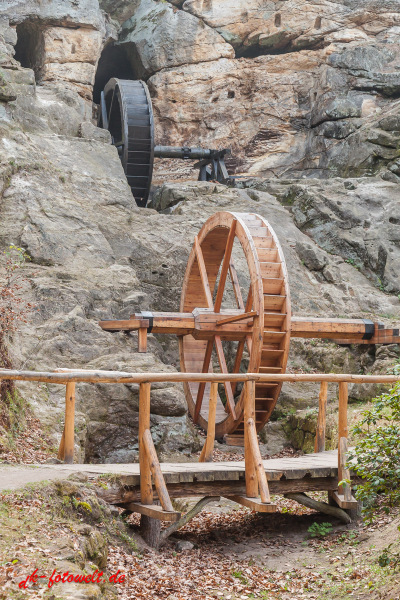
338;381;348;483
139;382;153;505
62;382;76;464
199;382;218;462
244;379;258;498
314;381;328;453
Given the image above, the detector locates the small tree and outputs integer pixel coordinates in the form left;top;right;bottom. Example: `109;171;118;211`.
0;245;35;405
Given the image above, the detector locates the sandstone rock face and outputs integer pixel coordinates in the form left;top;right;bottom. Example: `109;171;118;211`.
118;0;234;79
0;1;108;101
137;0;400;179
242;177;400;295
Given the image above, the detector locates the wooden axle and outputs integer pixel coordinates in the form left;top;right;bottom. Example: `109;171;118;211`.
99;312;396;351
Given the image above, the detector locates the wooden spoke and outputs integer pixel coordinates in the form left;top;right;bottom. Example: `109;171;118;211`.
214;220;237;313
229;260;245;310
231;285;254;395
194;236;213;308
216;311;257;327
193;338;214;424
214;336;236;419
245;285;253;312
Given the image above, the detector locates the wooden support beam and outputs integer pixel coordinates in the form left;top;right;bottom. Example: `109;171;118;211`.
216;311;257;327
138;327;148;353
338;381;348;489
159;496;221;546
139;383;153;505
57;428;65;462
103;476;362;505
226;496;276;512
244;380;258;498
63;383;76;464
285;492;351;524
331;491;358;509
124;502;180;522
143;428;174;513
338;436;352;501
246;418;274;506
99;318;149;332
314;381;328;453
199;382;218;462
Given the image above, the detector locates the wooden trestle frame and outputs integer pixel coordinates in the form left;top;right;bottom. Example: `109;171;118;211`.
99;211;399;443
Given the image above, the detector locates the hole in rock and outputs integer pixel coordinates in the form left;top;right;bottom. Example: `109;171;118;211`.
274;13;281;27
93;42;138;104
14;20;45;81
228;90;235;98
314;17;322;30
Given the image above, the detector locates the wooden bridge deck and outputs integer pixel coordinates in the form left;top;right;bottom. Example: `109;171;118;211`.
98;450;345;504
0;450;343;504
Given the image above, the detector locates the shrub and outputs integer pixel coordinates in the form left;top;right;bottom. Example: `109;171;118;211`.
307;522;333;538
349;382;400;514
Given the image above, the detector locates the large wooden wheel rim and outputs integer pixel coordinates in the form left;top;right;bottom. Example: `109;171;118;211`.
99;78;154;207
179;211;291;439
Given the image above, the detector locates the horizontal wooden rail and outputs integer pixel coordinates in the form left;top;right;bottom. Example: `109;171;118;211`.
0;369;399;385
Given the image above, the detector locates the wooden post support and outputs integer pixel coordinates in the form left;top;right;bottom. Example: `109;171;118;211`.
244;380;258;498
63;382;76;464
199;381;218;462
338;436;352;501
314;381;328;453
247;418;274;506
57;429;65;462
139;382;153;505
138;327;148;353
143;428;174;512
338;381;348;480
331;381;358;510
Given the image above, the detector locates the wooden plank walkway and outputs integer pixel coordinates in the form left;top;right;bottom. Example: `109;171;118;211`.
0;451;347;501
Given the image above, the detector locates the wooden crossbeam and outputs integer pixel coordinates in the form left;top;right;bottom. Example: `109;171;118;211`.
226;496;276;512
124;502;180;522
216;311;257;326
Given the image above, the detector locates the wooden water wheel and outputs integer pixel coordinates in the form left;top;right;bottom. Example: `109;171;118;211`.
100;211;398;442
179;211;291;442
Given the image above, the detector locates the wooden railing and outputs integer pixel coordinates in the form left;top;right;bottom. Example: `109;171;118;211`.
0;369;398;515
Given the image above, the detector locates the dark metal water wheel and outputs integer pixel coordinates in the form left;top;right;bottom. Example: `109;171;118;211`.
99;78;154;207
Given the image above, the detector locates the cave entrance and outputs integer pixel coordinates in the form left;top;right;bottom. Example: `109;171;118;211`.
14;20;45;81
93;42;137;104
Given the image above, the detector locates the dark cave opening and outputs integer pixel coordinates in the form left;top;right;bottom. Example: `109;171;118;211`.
93;42;137;104
14;20;45;81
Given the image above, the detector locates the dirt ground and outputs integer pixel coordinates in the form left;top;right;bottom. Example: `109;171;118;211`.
1;476;399;600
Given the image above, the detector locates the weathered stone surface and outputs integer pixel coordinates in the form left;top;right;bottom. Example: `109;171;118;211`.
181;0;394;55
43;27;102;65
118;0;234;79
149;51;323;176
0;0;105;31
79;121;112;143
42;61;96;86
